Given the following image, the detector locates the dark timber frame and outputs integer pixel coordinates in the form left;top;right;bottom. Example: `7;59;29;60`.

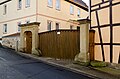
0;0;11;5
90;0;120;63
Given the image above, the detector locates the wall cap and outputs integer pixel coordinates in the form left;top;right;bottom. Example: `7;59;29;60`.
19;22;40;27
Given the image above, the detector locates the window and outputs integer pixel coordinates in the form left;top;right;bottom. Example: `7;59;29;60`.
3;24;7;33
70;5;74;14
56;0;60;10
47;21;52;31
77;26;80;30
70;25;73;30
48;0;53;7
26;0;30;8
77;9;80;17
18;0;22;9
18;22;21;31
3;5;7;15
56;23;60;30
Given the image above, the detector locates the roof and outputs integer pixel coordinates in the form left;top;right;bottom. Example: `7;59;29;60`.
65;0;88;11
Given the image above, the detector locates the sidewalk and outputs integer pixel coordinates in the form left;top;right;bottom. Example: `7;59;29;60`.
17;52;120;79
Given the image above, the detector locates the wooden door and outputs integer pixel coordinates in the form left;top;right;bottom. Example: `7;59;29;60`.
89;30;95;61
25;31;32;54
118;54;120;63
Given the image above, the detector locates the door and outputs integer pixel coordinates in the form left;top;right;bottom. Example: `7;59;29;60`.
25;31;32;54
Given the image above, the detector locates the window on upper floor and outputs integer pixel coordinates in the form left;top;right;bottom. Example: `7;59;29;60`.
3;24;7;33
48;0;53;7
70;5;74;15
18;0;22;9
26;0;30;8
18;22;21;32
47;20;52;31
77;9;80;17
3;5;7;15
56;0;60;10
56;22;60;30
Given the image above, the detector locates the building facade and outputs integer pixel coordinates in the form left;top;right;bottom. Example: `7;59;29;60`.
90;0;120;63
0;0;88;49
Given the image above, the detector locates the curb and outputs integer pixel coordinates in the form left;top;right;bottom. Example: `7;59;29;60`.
16;52;101;79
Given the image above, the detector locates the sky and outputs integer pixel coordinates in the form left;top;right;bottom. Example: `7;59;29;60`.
82;0;89;6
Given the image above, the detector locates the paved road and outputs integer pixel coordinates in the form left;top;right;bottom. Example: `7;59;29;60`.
0;47;93;79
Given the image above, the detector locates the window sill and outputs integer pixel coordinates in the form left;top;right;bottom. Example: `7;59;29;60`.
70;13;74;15
17;8;22;10
25;6;30;8
56;8;61;11
47;5;53;8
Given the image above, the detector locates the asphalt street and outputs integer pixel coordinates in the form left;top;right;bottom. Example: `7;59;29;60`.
0;47;93;79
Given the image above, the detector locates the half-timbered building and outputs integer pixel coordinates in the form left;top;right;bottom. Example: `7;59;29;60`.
90;0;120;63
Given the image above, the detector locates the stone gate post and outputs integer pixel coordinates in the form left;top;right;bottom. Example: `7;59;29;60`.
75;19;91;65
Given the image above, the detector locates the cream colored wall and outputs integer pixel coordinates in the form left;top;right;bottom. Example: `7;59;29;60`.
0;0;88;36
91;0;120;63
0;0;37;37
37;0;88;32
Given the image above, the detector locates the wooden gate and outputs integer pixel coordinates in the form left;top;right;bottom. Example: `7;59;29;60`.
89;30;95;61
118;53;120;63
25;31;32;54
39;30;95;60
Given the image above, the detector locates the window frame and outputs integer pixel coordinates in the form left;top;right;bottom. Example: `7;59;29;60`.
77;9;80;17
56;0;60;10
3;4;7;15
70;25;74;30
3;24;7;34
18;0;22;10
17;22;21;32
25;0;30;8
47;20;52;31
70;5;74;15
48;0;53;8
55;22;60;30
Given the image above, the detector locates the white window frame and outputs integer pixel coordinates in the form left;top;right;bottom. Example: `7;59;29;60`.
26;0;30;8
3;24;7;33
18;0;22;10
56;0;60;10
48;0;53;7
3;5;7;15
47;20;52;31
70;5;74;15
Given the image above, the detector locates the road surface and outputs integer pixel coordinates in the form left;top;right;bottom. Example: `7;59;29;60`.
0;47;94;79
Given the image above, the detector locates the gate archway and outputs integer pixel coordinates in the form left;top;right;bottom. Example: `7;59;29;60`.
19;22;40;55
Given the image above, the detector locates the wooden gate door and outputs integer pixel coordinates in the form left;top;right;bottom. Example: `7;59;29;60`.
25;31;32;54
118;54;120;63
89;30;95;61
